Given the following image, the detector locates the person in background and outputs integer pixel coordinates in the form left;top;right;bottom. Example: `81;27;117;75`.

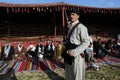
0;40;15;61
35;41;45;59
0;40;2;57
94;39;102;58
45;40;55;59
85;42;94;63
26;42;37;63
27;42;36;52
14;42;26;60
97;42;110;58
85;42;99;71
112;34;120;57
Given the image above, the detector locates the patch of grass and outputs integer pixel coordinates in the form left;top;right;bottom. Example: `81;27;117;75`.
86;64;120;80
0;64;120;80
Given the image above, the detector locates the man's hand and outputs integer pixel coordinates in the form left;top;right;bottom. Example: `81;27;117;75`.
5;54;8;58
80;53;85;58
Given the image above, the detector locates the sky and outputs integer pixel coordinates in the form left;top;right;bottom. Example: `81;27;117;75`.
0;0;120;8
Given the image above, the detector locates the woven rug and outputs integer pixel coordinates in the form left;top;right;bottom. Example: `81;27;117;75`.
0;56;119;74
0;58;64;75
96;56;120;65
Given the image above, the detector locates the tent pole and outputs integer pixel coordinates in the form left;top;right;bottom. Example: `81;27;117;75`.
53;13;57;42
62;6;65;41
54;27;56;42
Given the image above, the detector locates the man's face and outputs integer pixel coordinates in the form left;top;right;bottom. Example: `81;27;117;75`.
39;42;43;45
70;13;79;22
5;42;10;46
19;43;22;47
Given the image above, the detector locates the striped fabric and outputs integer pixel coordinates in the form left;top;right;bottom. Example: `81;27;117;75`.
0;58;64;74
96;56;120;65
0;56;120;74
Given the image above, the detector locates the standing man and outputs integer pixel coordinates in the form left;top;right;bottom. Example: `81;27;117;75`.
63;10;90;80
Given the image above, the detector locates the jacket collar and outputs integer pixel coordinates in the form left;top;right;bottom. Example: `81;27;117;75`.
71;20;79;26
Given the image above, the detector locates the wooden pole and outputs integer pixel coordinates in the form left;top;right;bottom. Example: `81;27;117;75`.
62;6;65;41
54;13;57;42
54;27;56;42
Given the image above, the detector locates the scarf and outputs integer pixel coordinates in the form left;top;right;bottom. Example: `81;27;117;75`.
4;45;11;55
18;44;23;52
